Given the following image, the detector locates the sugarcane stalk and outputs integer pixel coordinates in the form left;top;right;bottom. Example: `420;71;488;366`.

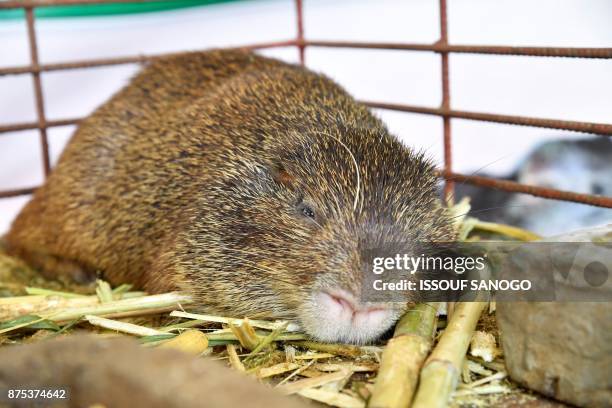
0;291;159;321
24;287;87;298
369;302;439;408
411;300;487;408
170;310;298;331
52;292;192;323
158;319;207;332
0;295;99;321
205;329;306;343
0;292;192;324
84;315;164;336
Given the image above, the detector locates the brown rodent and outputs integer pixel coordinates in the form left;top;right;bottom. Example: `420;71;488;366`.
7;49;456;343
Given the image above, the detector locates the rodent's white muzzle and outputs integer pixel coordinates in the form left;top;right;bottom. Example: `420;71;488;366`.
301;289;400;344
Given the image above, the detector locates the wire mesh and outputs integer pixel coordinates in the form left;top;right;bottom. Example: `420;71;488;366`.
0;0;611;208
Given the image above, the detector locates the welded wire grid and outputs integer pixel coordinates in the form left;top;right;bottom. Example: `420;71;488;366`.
1;0;611;209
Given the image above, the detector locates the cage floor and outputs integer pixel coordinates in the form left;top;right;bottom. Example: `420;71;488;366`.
0;241;566;408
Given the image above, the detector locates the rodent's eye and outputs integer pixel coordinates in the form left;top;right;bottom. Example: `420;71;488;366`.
297;202;316;221
301;205;315;219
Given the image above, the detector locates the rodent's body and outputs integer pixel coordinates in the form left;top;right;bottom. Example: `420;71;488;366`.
8;50;455;343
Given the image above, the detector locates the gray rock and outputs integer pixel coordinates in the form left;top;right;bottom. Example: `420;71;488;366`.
497;225;612;408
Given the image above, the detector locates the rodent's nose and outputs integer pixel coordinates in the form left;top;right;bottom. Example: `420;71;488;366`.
303;289;398;343
320;289;389;323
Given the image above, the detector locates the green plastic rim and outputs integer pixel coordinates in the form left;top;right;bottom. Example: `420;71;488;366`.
0;0;244;20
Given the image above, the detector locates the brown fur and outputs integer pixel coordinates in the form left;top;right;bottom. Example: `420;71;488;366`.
7;50;456;340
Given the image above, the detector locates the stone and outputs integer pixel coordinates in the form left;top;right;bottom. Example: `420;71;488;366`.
497;224;612;407
0;334;308;408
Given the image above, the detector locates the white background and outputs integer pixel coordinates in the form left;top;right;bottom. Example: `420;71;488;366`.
1;0;611;233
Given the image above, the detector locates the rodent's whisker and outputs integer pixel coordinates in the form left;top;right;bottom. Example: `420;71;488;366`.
448;204;538;221
442;153;514;205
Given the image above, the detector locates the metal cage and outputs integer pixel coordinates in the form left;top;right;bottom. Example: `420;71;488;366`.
1;0;611;210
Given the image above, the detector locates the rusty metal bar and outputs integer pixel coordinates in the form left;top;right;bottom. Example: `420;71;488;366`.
2;41;609;78
443;44;612;59
4;172;610;208
300;40;612;59
363;101;612;136
0;118;80;133
0;55;149;76
3;41;609;78
0;40;299;77
294;0;305;65
439;0;453;201
441;172;612;208
25;7;51;177
3;104;611;136
0;187;37;199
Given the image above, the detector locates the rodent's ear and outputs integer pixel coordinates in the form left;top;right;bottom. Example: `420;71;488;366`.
269;162;296;190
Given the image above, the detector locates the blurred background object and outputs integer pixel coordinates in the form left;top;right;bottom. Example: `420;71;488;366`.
454;137;612;236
